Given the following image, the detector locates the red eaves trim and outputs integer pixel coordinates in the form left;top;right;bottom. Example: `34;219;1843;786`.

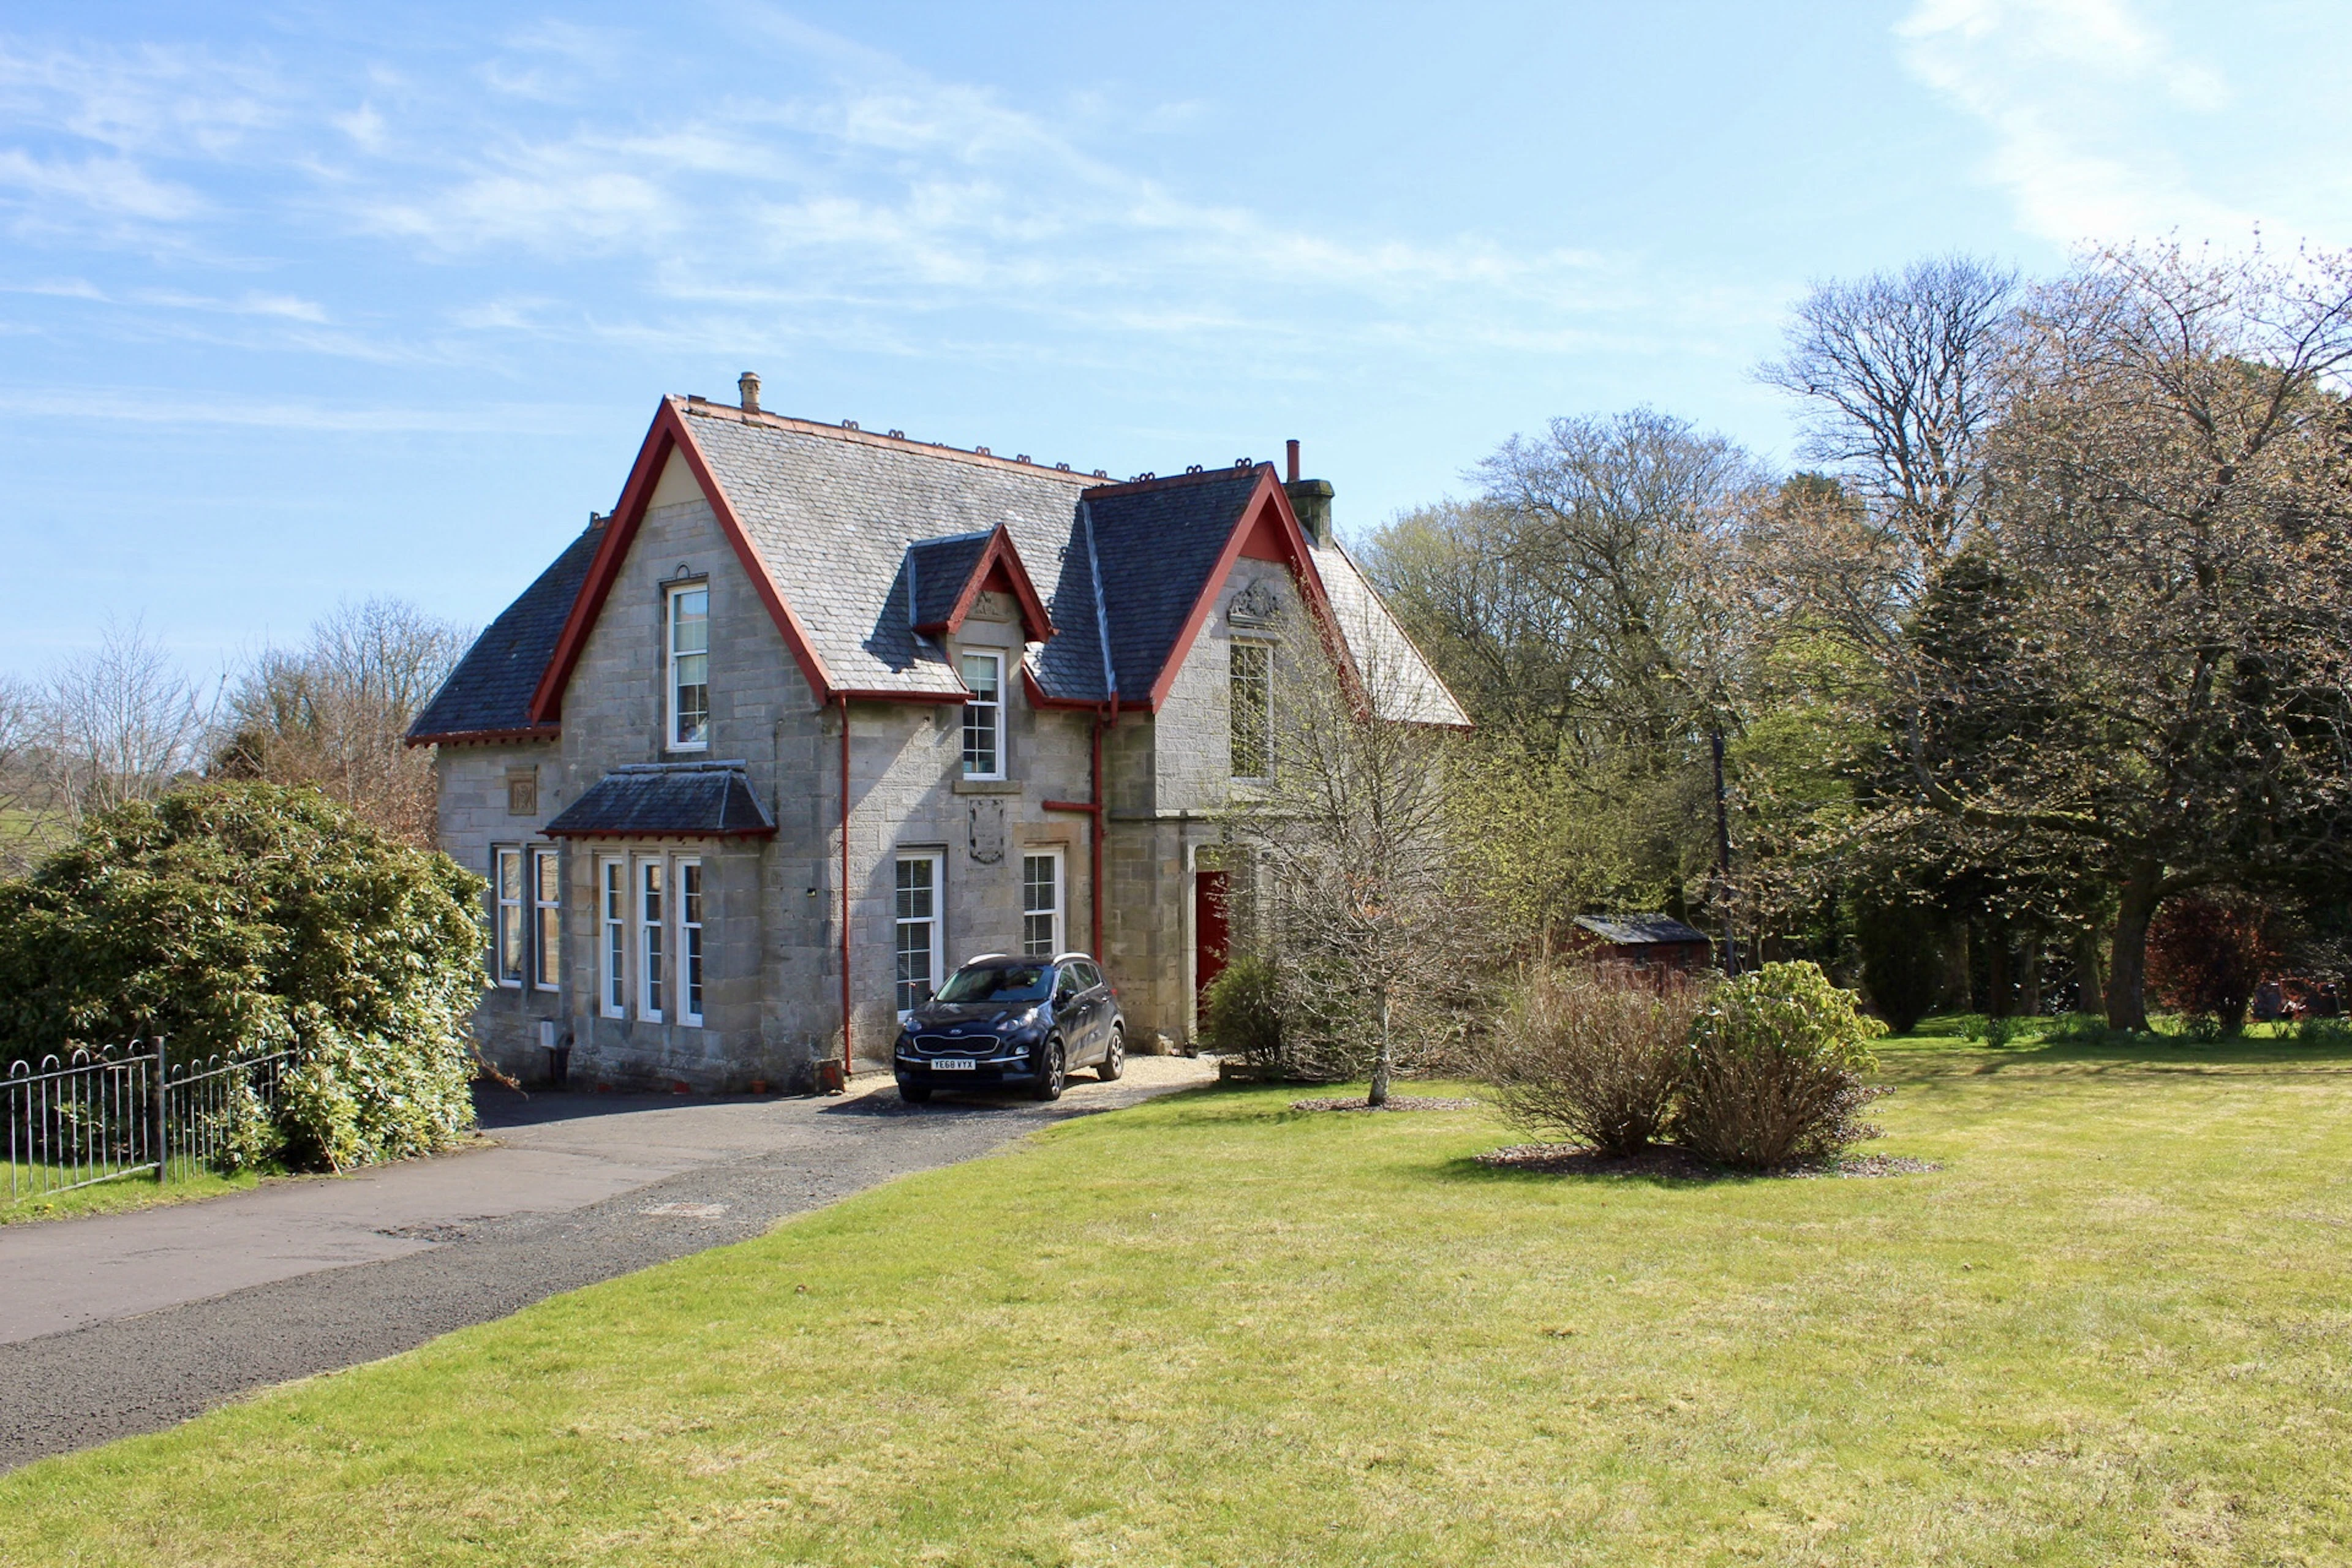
835;687;967;704
403;724;561;748
913;522;1056;644
529;398;837;723
1142;467;1354;714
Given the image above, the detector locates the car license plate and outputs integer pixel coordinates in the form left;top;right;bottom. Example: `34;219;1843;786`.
929;1057;976;1071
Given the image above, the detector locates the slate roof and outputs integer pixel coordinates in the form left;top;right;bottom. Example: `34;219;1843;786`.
1572;914;1713;947
422;398;1466;740
681;408;1099;699
1084;466;1268;702
408;519;604;741
905;531;992;631
543;762;777;839
1310;540;1472;727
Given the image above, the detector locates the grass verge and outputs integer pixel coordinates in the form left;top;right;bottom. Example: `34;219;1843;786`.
4;1036;2351;1564
2;1164;271;1225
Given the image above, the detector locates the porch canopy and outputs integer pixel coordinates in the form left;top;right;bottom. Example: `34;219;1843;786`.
543;761;777;840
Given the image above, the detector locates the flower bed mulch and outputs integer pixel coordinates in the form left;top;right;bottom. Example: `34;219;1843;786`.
1289;1095;1486;1114
1475;1143;1942;1180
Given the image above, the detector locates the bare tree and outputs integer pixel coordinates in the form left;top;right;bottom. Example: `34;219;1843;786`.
1221;612;1482;1105
0;674;42;874
1760;255;2019;600
216;598;469;847
35;619;216;831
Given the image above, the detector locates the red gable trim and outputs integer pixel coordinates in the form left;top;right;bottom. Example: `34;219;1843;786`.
529;399;835;722
913;522;1056;644
1141;467;1355;713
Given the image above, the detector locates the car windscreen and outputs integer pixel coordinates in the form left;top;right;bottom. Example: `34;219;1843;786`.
935;964;1052;1004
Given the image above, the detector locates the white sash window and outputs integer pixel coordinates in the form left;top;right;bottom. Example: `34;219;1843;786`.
960;652;1004;779
600;858;627;1018
895;853;944;1012
637;857;666;1022
1022;850;1062;957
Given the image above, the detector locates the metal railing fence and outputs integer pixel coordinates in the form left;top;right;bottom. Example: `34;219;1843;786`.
5;1040;290;1204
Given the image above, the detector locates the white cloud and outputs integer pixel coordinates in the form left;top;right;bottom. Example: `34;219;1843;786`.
1895;0;2248;245
0;148;204;221
0;385;585;433
0;14;1750;381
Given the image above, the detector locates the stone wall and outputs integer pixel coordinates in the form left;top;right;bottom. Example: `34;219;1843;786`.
1101;557;1326;1046
434;740;565;1081
836;597;1096;1059
548;454;832;1090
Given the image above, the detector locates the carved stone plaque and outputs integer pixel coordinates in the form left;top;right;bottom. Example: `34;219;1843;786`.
1228;576;1282;630
967;799;1007;864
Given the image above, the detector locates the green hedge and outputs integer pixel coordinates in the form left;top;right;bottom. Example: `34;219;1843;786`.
0;782;486;1168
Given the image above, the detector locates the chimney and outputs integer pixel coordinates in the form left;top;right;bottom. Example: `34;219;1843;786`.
737;371;761;413
1283;437;1333;547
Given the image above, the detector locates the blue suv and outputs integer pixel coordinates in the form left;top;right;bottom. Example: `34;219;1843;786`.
894;954;1125;1103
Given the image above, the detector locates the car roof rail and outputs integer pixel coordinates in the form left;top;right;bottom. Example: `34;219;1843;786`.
962;952;1011;965
1050;951;1093;965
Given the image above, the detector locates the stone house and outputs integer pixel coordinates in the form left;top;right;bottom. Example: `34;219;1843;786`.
408;380;1465;1091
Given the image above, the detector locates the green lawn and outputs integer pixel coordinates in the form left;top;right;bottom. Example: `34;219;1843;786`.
6;1038;2351;1566
2;1164;268;1225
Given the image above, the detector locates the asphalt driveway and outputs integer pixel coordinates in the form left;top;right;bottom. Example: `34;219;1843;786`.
0;1057;1215;1472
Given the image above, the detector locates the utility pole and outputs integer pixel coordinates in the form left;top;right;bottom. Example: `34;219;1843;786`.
1711;729;1738;978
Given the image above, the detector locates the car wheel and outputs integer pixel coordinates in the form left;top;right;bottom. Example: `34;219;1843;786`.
898;1078;931;1104
1097;1025;1125;1081
1031;1038;1066;1102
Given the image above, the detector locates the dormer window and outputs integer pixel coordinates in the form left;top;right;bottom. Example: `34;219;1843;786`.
960;651;1005;778
668;584;709;750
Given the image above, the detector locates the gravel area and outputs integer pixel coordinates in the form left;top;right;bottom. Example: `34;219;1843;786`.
1476;1143;1942;1179
0;1056;1214;1473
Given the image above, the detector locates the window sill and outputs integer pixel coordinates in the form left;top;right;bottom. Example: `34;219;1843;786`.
954;777;1023;795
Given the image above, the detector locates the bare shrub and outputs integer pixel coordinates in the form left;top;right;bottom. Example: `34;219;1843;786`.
1482;965;1709;1155
1675;960;1887;1169
214;598;468;849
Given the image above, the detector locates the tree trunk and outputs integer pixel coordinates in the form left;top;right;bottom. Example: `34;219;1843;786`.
2105;865;2163;1032
1943;918;1972;1012
1368;992;1392;1107
1986;926;2013;1018
2073;927;2106;1016
2017;935;2042;1018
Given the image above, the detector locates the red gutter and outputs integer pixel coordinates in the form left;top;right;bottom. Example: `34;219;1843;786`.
1042;696;1117;962
838;693;854;1077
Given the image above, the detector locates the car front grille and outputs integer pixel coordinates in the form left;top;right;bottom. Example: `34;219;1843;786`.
914;1033;995;1055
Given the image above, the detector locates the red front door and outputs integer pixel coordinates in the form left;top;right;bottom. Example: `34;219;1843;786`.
1194;869;1230;1004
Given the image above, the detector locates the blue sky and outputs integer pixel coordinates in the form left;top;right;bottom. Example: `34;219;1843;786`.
3;0;2346;675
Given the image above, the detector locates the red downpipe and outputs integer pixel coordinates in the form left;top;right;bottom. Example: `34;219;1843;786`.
838;693;853;1076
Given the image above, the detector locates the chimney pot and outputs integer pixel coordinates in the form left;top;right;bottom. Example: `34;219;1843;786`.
737;371;761;413
1286;439;1300;484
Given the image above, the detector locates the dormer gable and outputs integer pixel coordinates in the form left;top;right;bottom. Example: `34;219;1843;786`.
907;523;1055;644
